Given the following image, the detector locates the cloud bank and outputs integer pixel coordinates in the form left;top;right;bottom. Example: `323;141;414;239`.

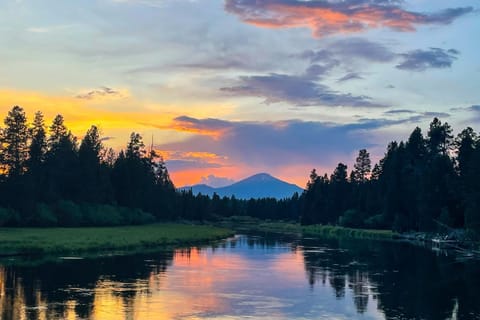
157;113;442;175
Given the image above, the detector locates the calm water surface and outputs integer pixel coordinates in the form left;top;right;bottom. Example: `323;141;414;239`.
0;234;479;319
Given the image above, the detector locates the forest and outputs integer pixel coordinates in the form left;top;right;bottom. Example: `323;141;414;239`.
0;106;479;236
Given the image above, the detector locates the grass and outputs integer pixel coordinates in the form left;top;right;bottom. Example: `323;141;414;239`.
218;216;398;240
302;224;398;240
0;224;234;256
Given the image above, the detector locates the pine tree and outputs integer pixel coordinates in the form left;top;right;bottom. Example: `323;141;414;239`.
307;168;318;190
27;111;47;172
352;149;371;183
455;127;476;178
1;106;29;176
331;163;348;183
44;114;78;201
78;125;112;203
427;117;453;156
126;132;146;159
48;114;68;150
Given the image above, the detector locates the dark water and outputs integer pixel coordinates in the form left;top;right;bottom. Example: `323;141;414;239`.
0;234;479;320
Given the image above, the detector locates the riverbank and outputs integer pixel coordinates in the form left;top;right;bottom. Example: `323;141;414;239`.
217;216;399;240
217;216;480;259
0;224;234;256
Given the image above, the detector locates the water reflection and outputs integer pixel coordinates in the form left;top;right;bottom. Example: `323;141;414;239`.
0;235;479;319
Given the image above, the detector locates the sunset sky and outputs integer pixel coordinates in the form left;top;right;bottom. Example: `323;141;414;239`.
1;0;479;187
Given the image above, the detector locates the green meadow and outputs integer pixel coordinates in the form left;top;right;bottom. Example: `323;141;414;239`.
0;224;233;256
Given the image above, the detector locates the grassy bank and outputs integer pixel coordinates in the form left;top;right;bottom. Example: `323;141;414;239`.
0;224;233;256
218;216;398;240
301;224;399;240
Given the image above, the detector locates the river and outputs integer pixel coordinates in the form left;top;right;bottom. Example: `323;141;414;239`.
0;234;479;319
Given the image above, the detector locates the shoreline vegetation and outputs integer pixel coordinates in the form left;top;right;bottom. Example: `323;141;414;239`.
218;216;399;240
0;217;478;262
0;224;233;257
218;216;480;256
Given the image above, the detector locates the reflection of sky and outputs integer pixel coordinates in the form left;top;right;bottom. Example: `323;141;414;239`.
0;0;478;187
86;236;384;319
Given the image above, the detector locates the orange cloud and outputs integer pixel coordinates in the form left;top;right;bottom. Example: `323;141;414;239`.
158;150;228;162
169;167;240;188
146;116;232;139
225;0;472;38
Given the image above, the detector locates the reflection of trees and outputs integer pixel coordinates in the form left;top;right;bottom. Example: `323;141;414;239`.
348;270;369;313
0;251;174;320
301;239;372;313
329;272;346;298
2;235;480;320
300;237;480;319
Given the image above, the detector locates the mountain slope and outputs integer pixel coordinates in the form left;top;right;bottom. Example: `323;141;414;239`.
180;173;304;199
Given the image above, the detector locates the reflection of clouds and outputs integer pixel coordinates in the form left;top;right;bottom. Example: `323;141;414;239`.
0;236;388;320
268;250;305;282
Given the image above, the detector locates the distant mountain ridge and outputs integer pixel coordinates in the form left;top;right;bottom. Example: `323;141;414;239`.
179;173;304;200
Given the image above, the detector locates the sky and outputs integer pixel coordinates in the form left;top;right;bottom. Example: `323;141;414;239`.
0;0;479;188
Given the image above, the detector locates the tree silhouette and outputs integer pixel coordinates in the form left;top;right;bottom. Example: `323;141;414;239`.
352;149;371;183
1;106;29;176
27;111;47;173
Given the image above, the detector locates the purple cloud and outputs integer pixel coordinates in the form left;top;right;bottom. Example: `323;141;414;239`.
220;72;386;107
396;48;459;71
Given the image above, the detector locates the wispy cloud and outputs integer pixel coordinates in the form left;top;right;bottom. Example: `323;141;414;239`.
384;109;416;115
396;48;459;71
327;38;396;63
26;24;73;33
338;72;364;83
225;0;473;38
384;109;450;119
76;87;126;100
220;71;386;108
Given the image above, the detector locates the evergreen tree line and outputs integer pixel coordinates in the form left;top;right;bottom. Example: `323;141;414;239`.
0;106;300;227
0;106;176;226
302;118;480;235
1;106;479;235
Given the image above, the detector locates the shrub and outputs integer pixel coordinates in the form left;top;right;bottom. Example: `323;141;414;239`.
33;203;58;227
82;204;122;226
120;207;155;225
0;207;19;227
364;214;386;229
55;200;83;226
339;209;364;228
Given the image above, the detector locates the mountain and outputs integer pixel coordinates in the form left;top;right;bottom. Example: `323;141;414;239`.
179;173;304;200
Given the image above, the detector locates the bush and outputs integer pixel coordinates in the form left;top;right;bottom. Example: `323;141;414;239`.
120;207;155;225
33;203;58;227
364;214;386;229
55;200;83;226
339;209;364;228
0;207;19;227
82;204;122;226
